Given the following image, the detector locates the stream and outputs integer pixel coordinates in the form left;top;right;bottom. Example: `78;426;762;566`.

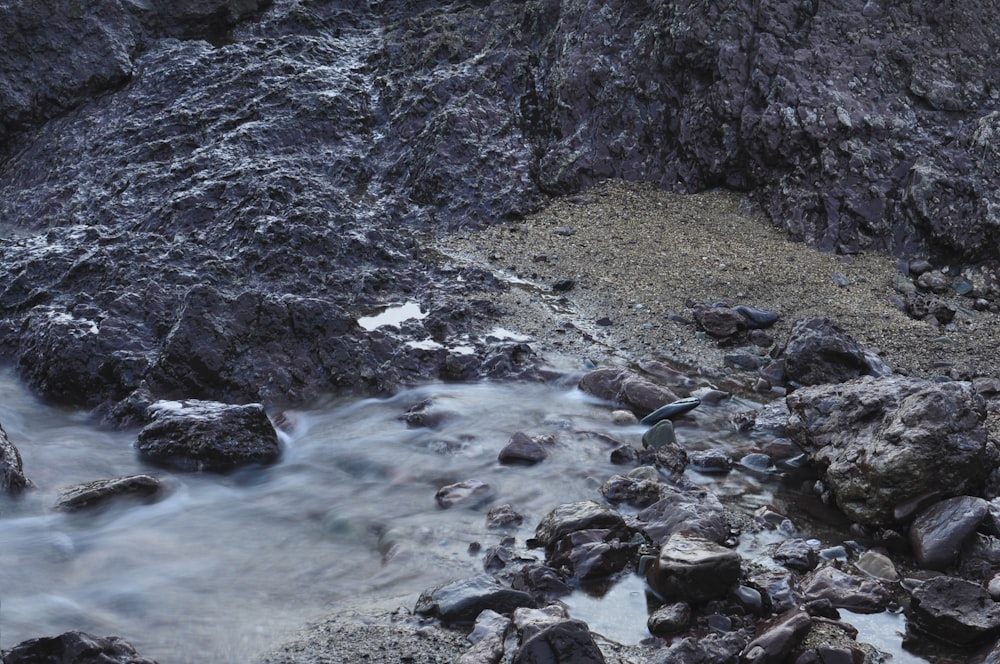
0;366;924;663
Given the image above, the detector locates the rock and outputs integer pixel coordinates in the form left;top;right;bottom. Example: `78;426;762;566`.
854;550;899;582
908;576;1000;646
646;532;741;603
734;305;780;329
457;609;509;664
773;538;819;572
958;533;1000;581
749;569;802;615
600;474;662;507
693;305;747;340
782;317;889;387
512;619;606;664
532;501;628;552
639;396;701;426
910;495;990;570
510;565;573;602
415;575;537;625
548;529;638;581
486;504;524;529
54;475;163;512
689;449;732;475
646;631;747;664
1;631;157;664
498;432;548;465
578;367;678;416
435;479;492;509
609;409;638;425
647;602;692;636
512;605;569;642
740;610;813;664
636;484;730;546
642;420;677;450
0;422;29;494
799;566;891;614
135;399;280;472
786;375;993;526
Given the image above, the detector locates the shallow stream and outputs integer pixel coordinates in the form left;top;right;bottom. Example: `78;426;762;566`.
0;367;924;663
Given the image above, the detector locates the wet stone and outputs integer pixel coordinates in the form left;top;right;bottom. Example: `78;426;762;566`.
639;397;701;426
854;550;899;582
533;501;628;552
498;432;548;465
910;495;990;570
740;609;813;664
689;449;732;475
600;474;662;507
1;631;157;664
800;566;891;614
647;602;692;636
646;532;741;603
135;400;280;473
512;619;606;664
648;631;748;664
457;609;509;664
415;574;537;625
0;423;29;494
958;533;1000;581
549;528;638;581
54;475;163;513
436;479;492;509
486;503;524;529
578;367;678;416
908;575;1000;646
637;484;729;546
773;538;819;572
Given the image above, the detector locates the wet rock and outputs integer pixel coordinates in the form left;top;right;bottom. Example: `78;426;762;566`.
647;602;692;636
689;449;732;475
0;423;29;494
498;432;549;465
532;501;628;552
642;420;677;450
640;396;701;426
786;375;993;526
548;528;638;581
609;409;638;425
908;575;1000;646
487;504;525;529
647;631;747;664
855;550;899;582
457;609;509;664
436;479;492;509
958;533;1000;581
135;399;280;472
600;473;662;507
800;566;891;614
749;569;802;615
773;538;819;572
910;495;990;570
512;619;605;664
1;630;157;664
415;575;537;625
740;609;813;664
510;564;573;602
646;532;741;603
782;318;889;387
512;605;569;642
54;475;163;512
636;484;730;546
577;367;678;416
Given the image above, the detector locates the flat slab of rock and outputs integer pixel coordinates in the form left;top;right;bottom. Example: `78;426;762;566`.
910;496;990;571
646;532;741;603
800;566;891;614
54;475;164;512
135;400;280;472
1;423;29;494
578;367;678;416
909;576;1000;646
636;484;729;546
415;574;536;625
786;375;992;526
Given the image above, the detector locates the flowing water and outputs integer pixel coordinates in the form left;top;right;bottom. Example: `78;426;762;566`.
0;367;925;663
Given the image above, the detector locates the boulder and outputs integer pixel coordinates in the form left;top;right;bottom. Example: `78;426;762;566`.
646;632;747;664
512;619;606;664
909;496;990;570
786;375;994;526
577;368;678;416
645;532;741;603
498;432;548;465
647;602;692;636
532;501;628;552
908;576;1000;646
135;399;280;472
636;484;730;546
799;566;891;614
548;528;639;581
1;423;29;494
782;317;890;387
54;475;164;512
1;631;157;664
415;575;537;625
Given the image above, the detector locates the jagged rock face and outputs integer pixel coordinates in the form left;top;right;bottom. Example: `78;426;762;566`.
1;0;998;415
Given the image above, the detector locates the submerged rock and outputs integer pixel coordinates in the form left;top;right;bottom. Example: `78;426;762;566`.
0;423;29;494
135;400;281;472
786;375;994;526
54;475;164;513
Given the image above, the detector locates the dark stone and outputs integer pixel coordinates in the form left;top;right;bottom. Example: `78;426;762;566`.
135;399;280;472
415;574;537;625
533;501;628;552
740;610;813;664
646;632;747;664
0;422;29;494
600;474;662;507
800;566;891;614
735;305;780;330
486;503;525;529
646;532;741;603
549;528;639;581
782;317;889;387
908;576;1000;646
636;484;730;546
958;534;1000;581
498;432;548;465
577;368;678;416
639;396;701;426
689;449;732;475
910;495;990;570
2;631;157;664
773;538;819;572
510;564;573;602
647;602;692;636
512;619;606;664
435;479;492;509
54;475;164;512
786;375;993;526
693;305;747;340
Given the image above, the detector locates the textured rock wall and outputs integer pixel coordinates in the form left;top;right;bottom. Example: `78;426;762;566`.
0;0;997;414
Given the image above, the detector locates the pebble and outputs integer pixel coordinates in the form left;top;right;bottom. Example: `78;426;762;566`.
610;409;638;425
639;396;701;426
642;420;677;450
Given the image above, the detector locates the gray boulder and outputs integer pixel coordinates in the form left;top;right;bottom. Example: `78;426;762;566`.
786;375;994;526
782;317;890;387
135;399;280;472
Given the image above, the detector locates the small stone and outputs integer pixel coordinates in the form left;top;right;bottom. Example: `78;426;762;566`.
773;538;819;572
639;396;701;425
734;305;780;329
642;420;677;450
610;409;638;425
498;432;548;465
647;602;692;635
800;566;891;613
910;496;990;570
551;279;575;292
486;503;524;528
54;475;164;512
689;449;732;475
855;550;899;582
435;479;491;509
909;576;1000;646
